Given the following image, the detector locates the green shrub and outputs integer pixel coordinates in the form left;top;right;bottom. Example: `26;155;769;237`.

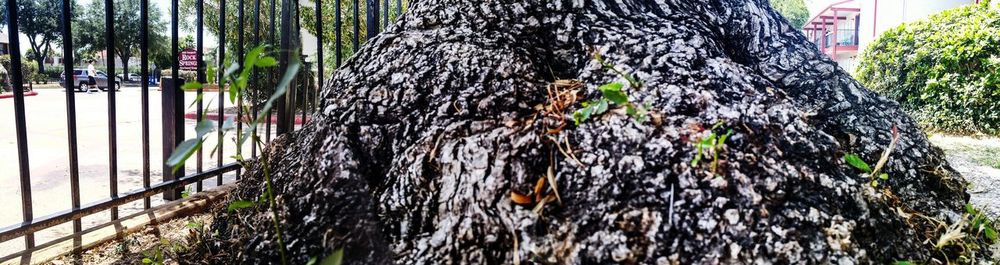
44;68;63;79
160;69;197;83
855;2;1000;135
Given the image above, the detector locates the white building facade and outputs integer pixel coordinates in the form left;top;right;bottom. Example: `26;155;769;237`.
802;0;979;71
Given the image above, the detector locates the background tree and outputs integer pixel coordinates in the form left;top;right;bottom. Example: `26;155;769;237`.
178;0;281;64
299;0;408;72
76;0;168;76
770;0;809;28
0;0;67;73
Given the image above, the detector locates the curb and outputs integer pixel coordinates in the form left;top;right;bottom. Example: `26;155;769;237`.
0;91;39;99
183;112;312;125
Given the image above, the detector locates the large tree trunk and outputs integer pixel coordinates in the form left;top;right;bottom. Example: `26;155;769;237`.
212;0;981;264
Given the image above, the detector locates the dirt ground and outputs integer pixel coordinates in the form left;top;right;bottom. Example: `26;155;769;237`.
48;208;219;265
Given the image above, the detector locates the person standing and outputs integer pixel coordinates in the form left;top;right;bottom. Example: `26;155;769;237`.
87;60;97;93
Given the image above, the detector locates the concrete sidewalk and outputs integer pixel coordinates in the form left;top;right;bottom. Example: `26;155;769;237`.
0;87;272;257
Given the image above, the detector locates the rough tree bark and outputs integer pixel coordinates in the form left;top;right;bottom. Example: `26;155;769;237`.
211;0;984;264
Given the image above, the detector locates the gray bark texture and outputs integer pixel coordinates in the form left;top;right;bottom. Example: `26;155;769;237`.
210;0;986;264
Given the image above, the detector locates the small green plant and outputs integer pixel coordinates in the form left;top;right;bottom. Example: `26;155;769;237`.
572;51;650;125
165;45;300;265
141;244;165;265
843;153;888;187
843;126;900;187
690;122;733;177
965;203;999;243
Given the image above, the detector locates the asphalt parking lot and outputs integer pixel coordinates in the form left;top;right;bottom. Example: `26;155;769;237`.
0;85;261;256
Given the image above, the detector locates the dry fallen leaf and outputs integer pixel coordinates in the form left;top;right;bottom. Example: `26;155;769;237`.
511;191;533;205
534;177;546;202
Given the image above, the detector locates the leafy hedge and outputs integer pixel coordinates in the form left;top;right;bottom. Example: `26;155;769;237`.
855;2;1000;135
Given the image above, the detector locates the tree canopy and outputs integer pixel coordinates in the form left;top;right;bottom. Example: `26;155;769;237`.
769;0;809;28
75;0;169;75
299;0;408;72
0;0;69;73
855;2;1000;135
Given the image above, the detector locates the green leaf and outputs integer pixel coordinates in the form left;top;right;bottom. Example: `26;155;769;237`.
985;226;998;242
229;86;239;103
254;57;301;124
843;153;872;173
594;98;609;115
256;56;278;67
718;129;733;145
181;190;190;198
181;81;203;91
195;120;216;139
185;221;202;229
222;116;237;131
306;257;318;265
892;261;915;265
242;46;267;72
227;200;256;212
258;193;269;204
879;173;889;180
317;249;345;265
187;92;205;109
236;76;249;90
166;139;202;173
142;258;153;264
573;106;593;126
692;141;705;167
599;83;628;105
224;62;241;78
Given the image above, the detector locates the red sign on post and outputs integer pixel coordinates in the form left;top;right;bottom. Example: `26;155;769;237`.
179;49;198;70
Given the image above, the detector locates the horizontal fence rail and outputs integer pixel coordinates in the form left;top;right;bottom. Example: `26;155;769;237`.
0;0;408;259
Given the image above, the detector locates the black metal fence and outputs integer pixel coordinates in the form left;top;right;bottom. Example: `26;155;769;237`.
0;0;405;260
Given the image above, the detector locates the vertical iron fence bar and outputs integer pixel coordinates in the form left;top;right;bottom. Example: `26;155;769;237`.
335;0;342;66
352;0;359;51
6;0;35;249
104;0;120;221
276;0;292;135
294;0;304;129
395;0;400;18
252;0;260;157
196;0;205;191
382;0;387;29
59;0;82;238
316;0;323;88
267;0;276;140
163;0;185;201
366;0;379;39
141;0;151;208
236;0;244;178
218;0;226;186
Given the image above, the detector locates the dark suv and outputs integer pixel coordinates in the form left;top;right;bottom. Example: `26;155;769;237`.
60;69;122;92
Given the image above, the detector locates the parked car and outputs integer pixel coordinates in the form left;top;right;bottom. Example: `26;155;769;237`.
61;69;122;92
117;73;141;82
